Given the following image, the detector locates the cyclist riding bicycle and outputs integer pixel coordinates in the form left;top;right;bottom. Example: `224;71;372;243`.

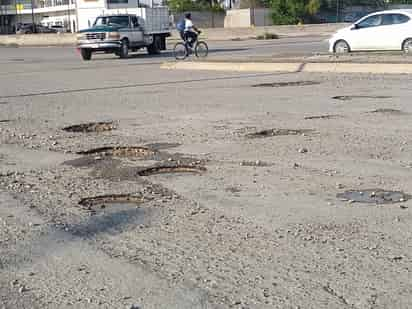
174;13;208;60
182;13;201;48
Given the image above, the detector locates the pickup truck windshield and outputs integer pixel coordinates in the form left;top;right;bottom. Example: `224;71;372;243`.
94;16;129;27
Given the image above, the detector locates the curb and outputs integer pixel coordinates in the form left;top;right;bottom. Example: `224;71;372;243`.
161;61;302;72
161;61;412;74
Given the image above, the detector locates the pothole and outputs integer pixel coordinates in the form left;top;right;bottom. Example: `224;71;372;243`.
337;189;410;204
63;121;116;133
137;164;206;176
0;102;8;105
78;194;145;209
252;81;320;88
247;128;314;138
368;108;405;115
304;114;341;120
77;146;155;158
332;95;392;101
0;119;11;123
225;186;242;193
239;160;270;167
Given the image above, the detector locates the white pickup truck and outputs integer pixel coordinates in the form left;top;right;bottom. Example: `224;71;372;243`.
76;8;171;60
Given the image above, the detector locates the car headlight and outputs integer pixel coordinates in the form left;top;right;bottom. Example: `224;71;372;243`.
108;32;120;40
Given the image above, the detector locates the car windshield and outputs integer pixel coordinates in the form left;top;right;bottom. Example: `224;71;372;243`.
94;16;129;27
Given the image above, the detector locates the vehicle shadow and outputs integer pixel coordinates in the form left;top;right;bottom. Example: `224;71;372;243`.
92;47;250;61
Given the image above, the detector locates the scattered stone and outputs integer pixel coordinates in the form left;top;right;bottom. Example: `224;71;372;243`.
298;148;308;154
400;205;408;209
19;286;27;293
293;163;300;168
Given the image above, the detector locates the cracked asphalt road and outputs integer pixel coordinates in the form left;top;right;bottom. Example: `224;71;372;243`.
1;44;412;309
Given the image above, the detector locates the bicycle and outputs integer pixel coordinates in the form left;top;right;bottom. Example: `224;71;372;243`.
173;36;208;60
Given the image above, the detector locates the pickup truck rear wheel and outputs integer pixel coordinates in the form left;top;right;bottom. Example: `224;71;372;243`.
80;48;92;61
119;39;129;58
147;35;161;55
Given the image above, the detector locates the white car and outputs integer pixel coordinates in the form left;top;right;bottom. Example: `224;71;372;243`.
329;9;412;54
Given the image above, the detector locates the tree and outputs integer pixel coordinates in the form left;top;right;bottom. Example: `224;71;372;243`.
269;0;321;25
167;0;224;13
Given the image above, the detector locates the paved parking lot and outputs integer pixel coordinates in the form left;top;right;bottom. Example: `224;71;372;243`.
1;44;412;309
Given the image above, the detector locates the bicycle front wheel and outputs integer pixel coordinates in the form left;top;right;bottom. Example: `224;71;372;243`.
174;42;188;60
195;41;208;58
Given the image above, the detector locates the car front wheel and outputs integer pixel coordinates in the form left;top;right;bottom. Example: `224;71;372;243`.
80;48;92;61
334;40;350;54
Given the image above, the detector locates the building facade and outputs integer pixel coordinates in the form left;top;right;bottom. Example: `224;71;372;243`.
0;0;162;33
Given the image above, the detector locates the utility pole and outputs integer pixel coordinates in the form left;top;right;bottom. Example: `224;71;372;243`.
336;0;339;23
67;0;71;32
31;0;36;32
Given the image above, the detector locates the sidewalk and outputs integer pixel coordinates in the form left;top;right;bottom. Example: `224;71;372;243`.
0;23;347;47
162;53;412;75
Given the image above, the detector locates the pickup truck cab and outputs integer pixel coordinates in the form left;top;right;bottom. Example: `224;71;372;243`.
77;13;169;60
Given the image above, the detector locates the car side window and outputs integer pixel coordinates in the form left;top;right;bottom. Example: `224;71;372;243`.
357;15;383;28
381;14;394;26
392;14;410;24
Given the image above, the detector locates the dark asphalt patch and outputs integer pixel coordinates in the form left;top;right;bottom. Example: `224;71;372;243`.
63;121;116;133
252;81;320;88
337;189;410;204
332;95;392;101
247;128;314;138
0;119;11;123
0;102;8;105
63;156;121;168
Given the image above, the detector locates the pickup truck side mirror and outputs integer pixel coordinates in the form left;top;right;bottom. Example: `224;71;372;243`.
351;24;359;30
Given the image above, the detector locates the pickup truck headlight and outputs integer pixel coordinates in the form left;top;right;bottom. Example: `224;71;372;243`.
108;32;120;40
76;33;86;40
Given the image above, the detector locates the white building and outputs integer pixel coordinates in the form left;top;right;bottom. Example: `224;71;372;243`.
0;0;163;33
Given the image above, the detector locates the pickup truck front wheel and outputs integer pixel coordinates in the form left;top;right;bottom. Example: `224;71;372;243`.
119;39;129;59
80;49;92;61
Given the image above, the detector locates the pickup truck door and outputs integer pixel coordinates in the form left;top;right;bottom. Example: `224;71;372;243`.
131;16;144;46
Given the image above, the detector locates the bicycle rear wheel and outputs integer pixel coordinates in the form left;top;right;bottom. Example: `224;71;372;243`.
195;41;208;58
174;42;188;60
